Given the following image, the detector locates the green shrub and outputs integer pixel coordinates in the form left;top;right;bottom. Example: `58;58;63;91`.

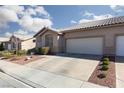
9;50;16;55
41;47;50;55
101;65;109;71
102;57;110;65
103;58;109;62
36;48;42;54
3;53;13;59
27;48;36;55
0;51;13;59
103;61;109;65
16;50;27;56
36;47;50;55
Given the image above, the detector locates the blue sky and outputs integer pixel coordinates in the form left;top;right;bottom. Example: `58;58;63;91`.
0;5;124;39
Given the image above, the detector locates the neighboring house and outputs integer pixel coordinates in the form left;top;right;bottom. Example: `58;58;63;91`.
9;35;21;50
34;16;124;57
0;35;21;51
0;36;35;51
0;37;9;50
21;38;36;51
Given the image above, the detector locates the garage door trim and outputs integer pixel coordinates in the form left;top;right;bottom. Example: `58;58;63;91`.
116;35;124;56
65;36;104;55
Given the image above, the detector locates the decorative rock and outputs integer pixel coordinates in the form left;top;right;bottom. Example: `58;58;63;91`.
27;57;31;60
24;56;31;61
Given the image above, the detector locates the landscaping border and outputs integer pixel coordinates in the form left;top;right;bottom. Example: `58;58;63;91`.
88;56;116;88
7;55;44;65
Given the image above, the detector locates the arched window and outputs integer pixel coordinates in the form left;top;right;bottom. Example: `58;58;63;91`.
45;34;53;48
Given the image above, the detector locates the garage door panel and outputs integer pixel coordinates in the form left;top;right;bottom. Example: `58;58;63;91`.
66;37;103;55
116;36;124;56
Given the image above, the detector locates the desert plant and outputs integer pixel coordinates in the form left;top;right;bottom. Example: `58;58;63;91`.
41;47;50;55
101;65;109;71
36;47;42;54
16;50;27;56
9;50;16;55
1;51;13;59
102;57;110;65
36;47;50;55
27;48;36;55
103;60;109;65
3;53;13;59
103;57;109;62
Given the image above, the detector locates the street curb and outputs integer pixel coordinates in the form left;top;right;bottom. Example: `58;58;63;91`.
1;69;45;88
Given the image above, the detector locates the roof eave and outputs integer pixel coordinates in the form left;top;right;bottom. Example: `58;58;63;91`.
33;27;46;37
34;27;59;37
60;23;124;33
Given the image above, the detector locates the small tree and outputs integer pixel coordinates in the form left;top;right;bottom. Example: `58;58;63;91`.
0;43;5;51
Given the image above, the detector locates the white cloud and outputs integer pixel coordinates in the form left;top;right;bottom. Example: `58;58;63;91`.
79;19;92;23
79;11;113;23
19;15;53;32
35;6;50;17
93;14;113;20
5;32;12;37
70;20;77;24
110;5;124;12
25;8;36;16
2;5;24;14
0;5;52;30
83;11;94;17
19;15;33;29
14;29;28;35
0;7;19;28
0;5;53;39
5;30;33;40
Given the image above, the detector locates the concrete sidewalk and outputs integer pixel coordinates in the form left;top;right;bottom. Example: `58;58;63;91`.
115;62;124;88
0;72;31;88
0;60;106;88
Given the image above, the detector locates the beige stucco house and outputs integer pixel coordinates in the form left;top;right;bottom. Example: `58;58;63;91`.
0;36;35;51
0;35;21;51
34;16;124;57
21;38;36;51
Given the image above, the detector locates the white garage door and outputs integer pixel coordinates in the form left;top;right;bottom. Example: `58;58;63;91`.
116;36;124;56
66;37;103;55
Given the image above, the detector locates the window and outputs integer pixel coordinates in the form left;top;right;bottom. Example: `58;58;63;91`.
45;34;53;48
12;42;15;49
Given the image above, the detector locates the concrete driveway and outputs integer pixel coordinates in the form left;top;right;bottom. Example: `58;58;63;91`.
0;54;106;88
26;54;100;81
115;57;124;88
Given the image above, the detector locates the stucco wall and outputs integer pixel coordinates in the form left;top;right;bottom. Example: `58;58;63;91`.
36;30;59;53
21;38;35;50
63;25;124;55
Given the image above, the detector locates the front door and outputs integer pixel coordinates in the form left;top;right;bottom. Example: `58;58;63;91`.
45;34;53;48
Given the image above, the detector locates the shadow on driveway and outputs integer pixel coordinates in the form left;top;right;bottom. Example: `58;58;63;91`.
115;56;124;63
55;53;102;61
